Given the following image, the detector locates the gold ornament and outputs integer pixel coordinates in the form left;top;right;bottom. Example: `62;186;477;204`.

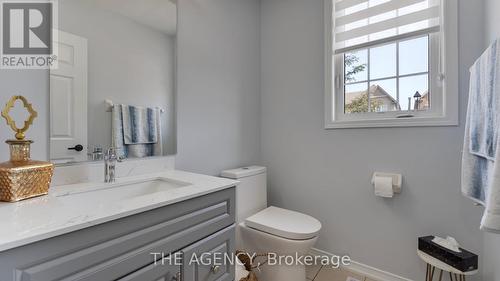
0;96;54;202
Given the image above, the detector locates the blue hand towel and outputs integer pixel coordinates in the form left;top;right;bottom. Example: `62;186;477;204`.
122;105;159;145
112;105;163;159
462;39;500;233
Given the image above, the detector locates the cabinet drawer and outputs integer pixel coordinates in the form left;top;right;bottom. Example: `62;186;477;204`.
118;258;180;281
182;225;235;281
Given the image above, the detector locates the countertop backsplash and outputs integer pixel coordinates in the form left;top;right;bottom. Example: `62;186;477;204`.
51;156;176;186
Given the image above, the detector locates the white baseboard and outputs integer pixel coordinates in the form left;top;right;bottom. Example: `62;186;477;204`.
310;248;415;281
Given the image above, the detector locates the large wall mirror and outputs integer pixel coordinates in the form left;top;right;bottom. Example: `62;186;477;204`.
50;0;177;164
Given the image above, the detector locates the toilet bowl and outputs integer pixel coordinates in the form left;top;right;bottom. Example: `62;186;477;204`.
221;167;322;281
240;206;321;281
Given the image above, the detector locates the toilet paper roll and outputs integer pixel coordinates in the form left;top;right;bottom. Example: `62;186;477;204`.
374;176;394;198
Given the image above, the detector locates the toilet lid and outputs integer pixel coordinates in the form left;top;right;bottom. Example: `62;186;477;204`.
245;206;322;240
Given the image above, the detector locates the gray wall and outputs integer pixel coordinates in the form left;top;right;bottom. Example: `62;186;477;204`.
484;0;500;46
260;0;485;280
482;0;500;279
175;0;261;175
59;0;176;155
483;232;500;281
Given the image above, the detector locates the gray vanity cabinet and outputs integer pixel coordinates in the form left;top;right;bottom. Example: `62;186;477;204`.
0;188;236;281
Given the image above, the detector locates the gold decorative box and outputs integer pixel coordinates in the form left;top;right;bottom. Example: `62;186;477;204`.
0;96;54;202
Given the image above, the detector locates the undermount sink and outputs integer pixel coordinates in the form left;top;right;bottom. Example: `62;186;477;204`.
55;177;192;202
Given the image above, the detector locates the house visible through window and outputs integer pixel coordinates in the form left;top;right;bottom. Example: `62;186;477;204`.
325;0;458;128
344;35;429;114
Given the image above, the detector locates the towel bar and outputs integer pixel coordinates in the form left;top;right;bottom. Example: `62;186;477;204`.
104;99;165;113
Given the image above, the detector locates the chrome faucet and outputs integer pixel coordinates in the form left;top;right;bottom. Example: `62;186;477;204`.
104;147;123;183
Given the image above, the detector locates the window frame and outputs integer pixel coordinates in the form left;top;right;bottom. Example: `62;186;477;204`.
324;0;459;129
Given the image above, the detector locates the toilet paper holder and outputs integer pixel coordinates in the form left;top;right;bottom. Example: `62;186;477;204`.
371;172;402;193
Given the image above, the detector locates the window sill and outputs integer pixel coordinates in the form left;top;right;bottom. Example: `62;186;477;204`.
325;115;458;129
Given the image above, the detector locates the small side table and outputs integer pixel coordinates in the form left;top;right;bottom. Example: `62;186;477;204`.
417;250;478;281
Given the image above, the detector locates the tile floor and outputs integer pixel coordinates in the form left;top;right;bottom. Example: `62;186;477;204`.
306;265;378;281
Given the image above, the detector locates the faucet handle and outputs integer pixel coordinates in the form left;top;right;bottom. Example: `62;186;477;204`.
105;147;125;162
105;147;116;160
106;147;115;154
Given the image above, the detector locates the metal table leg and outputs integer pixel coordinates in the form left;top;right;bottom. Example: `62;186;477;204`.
425;263;467;281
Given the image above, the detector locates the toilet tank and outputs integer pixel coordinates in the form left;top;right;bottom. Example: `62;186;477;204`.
221;166;267;223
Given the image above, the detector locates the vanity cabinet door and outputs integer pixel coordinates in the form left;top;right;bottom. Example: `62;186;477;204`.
182;225;235;281
118;260;180;281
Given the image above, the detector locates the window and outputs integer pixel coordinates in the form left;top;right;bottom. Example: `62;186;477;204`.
325;0;458;128
343;36;429;114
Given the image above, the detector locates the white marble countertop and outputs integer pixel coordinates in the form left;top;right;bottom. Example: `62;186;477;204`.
0;170;239;253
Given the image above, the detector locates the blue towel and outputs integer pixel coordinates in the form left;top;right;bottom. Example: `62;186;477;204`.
462;39;500;233
122;105;159;145
469;42;498;160
112;105;163;159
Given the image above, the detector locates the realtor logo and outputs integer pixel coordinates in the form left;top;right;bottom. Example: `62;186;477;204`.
0;0;58;69
3;2;52;54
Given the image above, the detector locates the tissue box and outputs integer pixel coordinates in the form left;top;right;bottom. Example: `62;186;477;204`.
418;236;478;272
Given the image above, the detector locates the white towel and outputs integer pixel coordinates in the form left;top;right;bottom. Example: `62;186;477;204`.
462;39;500;233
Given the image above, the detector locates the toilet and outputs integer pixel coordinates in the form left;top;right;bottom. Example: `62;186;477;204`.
221;166;322;281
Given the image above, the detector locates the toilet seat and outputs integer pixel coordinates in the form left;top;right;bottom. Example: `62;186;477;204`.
244;206;322;240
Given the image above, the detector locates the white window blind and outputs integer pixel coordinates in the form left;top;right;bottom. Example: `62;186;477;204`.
334;0;441;54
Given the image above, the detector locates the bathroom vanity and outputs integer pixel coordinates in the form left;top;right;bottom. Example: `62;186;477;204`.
0;170;238;281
